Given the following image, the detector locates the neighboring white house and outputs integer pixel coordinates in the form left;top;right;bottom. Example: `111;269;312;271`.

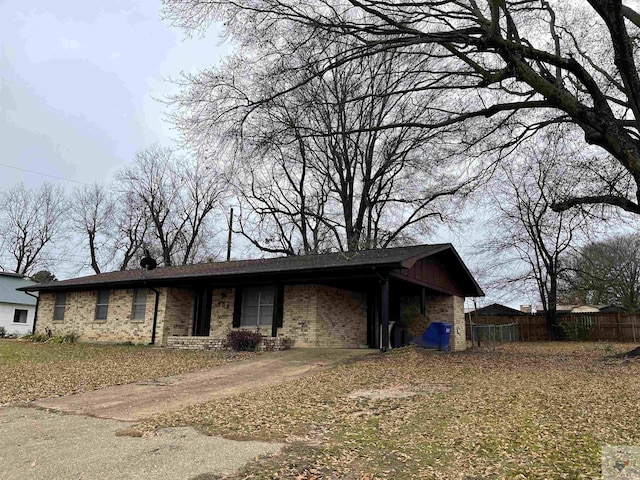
0;272;37;336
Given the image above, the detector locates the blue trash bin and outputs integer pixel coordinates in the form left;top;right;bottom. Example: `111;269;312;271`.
418;322;452;351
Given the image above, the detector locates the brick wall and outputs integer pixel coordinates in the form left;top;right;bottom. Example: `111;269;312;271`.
161;288;194;344
427;295;467;351
209;288;235;338
207;285;366;348
401;295;429;337
36;284;457;350
315;286;367;348
36;288;157;343
451;295;466;351
166;336;292;351
280;285;318;347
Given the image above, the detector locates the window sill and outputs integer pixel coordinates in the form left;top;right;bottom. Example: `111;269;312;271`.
129;319;146;323
93;319;108;323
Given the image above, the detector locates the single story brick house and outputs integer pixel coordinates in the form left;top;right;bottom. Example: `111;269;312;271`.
20;244;484;351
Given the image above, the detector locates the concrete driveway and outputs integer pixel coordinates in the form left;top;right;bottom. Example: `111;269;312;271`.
0;407;281;480
2;349;375;480
34;348;375;421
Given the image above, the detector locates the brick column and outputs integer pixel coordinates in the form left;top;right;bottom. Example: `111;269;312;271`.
427;295;467;352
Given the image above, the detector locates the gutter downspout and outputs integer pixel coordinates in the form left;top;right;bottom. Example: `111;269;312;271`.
25;291;39;335
148;287;161;346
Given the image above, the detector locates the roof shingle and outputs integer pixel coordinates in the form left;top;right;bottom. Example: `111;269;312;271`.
21;244;483;296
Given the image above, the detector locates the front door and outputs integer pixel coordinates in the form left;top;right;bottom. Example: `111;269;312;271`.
192;288;212;336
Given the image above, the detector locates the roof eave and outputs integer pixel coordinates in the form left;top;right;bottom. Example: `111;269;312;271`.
18;261;405;293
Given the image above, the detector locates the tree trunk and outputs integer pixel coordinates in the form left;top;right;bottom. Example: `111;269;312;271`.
547;275;561;340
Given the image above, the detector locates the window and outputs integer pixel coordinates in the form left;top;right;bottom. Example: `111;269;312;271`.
131;288;147;320
241;286;275;327
95;290;110;320
54;292;66;321
13;309;27;324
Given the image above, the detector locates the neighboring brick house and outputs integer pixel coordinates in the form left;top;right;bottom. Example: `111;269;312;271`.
20;244;484;351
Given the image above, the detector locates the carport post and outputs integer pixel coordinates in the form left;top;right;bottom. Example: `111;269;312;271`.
381;276;389;352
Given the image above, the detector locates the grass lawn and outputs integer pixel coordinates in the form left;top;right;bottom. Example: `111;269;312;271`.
131;342;640;479
0;339;253;404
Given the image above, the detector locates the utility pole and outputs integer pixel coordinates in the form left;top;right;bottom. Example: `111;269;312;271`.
226;207;233;261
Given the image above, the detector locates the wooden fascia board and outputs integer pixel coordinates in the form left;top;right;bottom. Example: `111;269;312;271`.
399;244;485;297
399;244;451;269
390;271;462;297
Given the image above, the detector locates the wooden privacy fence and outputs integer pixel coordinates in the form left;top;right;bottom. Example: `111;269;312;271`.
465;313;640;342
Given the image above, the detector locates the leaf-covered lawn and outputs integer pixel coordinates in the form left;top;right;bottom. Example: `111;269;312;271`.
0;339;254;404
134;343;640;479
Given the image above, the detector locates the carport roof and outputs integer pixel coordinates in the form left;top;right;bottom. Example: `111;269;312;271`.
19;243;484;297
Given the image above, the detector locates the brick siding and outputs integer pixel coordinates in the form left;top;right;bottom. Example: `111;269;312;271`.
166;336;291;351
161;288;194;344
427;295;467;351
207;285;367;348
315;286;368;348
36;284;465;351
36;288;157;343
208;288;235;338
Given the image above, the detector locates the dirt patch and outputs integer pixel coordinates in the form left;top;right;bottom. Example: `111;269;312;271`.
348;384;452;400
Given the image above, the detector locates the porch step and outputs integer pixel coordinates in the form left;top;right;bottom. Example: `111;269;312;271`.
166;336;293;351
166;337;227;350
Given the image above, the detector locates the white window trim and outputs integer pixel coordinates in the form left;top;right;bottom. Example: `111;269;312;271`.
13;309;28;324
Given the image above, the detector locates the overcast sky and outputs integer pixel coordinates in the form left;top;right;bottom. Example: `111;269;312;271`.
0;0;231;189
0;1;539;308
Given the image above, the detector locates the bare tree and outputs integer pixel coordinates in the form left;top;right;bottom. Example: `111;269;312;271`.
181;34;479;253
560;233;640;311
0;183;67;275
71;183;117;274
481;133;596;337
117;145;223;266
162;0;640;218
112;191;150;270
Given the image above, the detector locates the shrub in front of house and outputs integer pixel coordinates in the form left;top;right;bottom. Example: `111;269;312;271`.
227;330;263;351
47;333;78;344
21;333;49;342
0;326;5;338
21;333;78;343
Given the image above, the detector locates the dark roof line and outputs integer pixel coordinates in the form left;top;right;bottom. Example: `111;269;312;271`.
19;243;484;297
